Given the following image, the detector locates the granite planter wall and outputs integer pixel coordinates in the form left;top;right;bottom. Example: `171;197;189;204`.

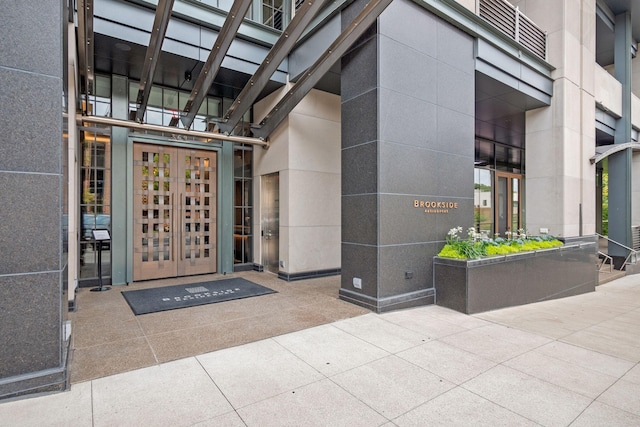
434;241;598;314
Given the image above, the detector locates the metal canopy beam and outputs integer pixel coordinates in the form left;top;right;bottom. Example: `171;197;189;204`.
251;0;394;140
79;114;268;147
77;0;94;105
590;142;640;164
135;0;175;122
179;0;253;129
218;0;329;134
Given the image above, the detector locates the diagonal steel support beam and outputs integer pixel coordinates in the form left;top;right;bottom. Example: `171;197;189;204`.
179;0;253;129
135;0;175;122
251;0;394;140
77;0;95;107
218;0;329;134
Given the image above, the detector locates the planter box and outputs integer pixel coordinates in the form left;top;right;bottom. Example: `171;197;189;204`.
433;241;598;314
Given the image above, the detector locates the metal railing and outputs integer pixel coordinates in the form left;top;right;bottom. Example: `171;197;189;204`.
597;233;639;271
478;0;547;60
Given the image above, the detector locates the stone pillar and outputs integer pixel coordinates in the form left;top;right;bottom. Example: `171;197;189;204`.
0;3;67;397
339;0;475;312
524;0;596;237
609;11;633;263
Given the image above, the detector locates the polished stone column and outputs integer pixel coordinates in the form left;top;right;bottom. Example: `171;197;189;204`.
0;3;67;397
339;0;475;312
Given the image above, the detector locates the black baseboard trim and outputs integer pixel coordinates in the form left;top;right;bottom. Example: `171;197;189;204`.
253;263;264;272
233;263;254;272
78;277;112;288
278;268;341;282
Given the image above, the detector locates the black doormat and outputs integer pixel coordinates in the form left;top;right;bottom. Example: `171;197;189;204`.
121;277;277;315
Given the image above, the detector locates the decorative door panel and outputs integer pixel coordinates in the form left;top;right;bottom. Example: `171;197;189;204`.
133;144;217;281
177;150;217;276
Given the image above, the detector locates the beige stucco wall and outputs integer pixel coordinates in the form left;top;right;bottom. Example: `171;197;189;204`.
253;87;341;274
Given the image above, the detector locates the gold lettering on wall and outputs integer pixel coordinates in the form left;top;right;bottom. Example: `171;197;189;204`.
413;199;458;214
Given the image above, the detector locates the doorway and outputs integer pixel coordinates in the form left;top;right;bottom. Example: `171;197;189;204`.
261;173;279;273
495;172;523;236
133;143;217;281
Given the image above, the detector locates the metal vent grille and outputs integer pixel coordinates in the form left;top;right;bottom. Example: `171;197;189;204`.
479;0;546;60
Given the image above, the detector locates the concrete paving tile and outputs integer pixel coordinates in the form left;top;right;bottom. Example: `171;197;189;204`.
273;324;389;376
332;313;430;353
477;307;598;339
535;341;634;378
561;328;640;363
331;355;454;419
236;378;388;427
596;378;640;417
189;411;247;426
462;365;592;427
0;381;93;427
621;363;640;384
392;386;537;427
612;309;640;326
196;339;324;409
440;324;551;363
397;341;496;385
380;309;470;339
92;357;232;427
570;401;640;427
69;337;157;383
503;350;619;399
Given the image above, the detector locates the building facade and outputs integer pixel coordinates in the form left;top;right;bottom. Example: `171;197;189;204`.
1;0;639;398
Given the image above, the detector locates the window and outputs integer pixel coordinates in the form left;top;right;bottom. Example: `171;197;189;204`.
233;146;253;264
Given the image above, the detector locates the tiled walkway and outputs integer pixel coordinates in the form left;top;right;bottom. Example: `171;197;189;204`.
68;271;369;383
2;274;640;426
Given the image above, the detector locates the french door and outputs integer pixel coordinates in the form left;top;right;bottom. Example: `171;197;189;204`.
495;172;522;236
133;143;217;281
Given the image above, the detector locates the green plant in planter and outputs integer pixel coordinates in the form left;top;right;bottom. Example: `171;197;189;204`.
438;227;563;259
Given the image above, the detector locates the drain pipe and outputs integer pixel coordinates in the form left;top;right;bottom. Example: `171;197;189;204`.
77;115;269;148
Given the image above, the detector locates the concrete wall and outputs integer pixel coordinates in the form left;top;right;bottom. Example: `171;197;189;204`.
340;0;475;312
0;3;67;397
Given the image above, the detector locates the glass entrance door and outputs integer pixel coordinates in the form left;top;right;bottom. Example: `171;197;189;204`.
133;143;217;281
495;172;522;236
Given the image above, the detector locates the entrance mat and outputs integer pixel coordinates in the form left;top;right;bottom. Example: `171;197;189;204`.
121;278;277;315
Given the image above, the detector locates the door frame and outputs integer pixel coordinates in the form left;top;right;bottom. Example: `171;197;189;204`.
494;171;524;235
126;136;233;282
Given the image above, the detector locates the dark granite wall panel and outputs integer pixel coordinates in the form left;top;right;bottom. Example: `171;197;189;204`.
342;141;378;195
341;89;379;149
378;88;437;148
436;19;475;74
341;35;378;102
0;0;65;396
378;0;437;56
0;272;61;378
378;242;442;299
0;3;62;76
379;37;438;100
341;243;379;295
0;172;61;275
0;68;62;174
342;194;379;245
